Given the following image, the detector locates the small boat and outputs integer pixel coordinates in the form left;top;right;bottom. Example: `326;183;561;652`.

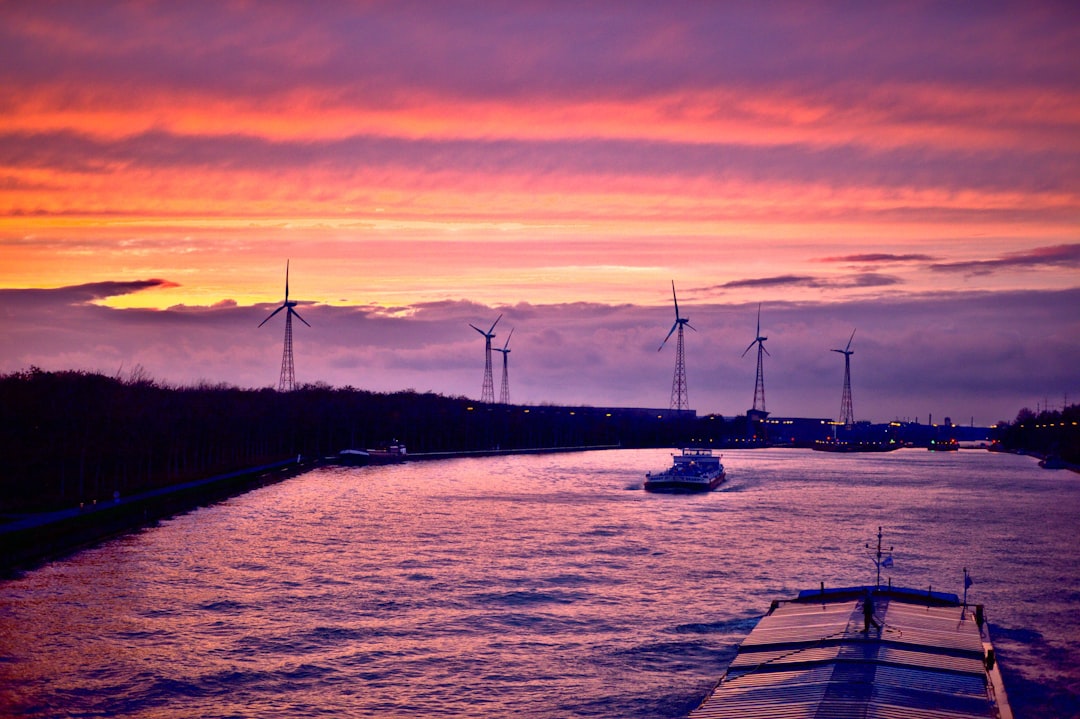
644;448;725;492
335;449;371;466
1038;455;1067;469
367;441;408;464
334;441;408;466
690;531;1012;719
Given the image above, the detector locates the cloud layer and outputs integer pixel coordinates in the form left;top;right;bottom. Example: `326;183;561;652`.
3;280;1076;426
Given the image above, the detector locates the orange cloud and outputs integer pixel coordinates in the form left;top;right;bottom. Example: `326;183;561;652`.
4;83;1077;154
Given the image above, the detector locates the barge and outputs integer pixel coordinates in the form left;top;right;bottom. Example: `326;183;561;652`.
690;532;1011;718
644;448;725;493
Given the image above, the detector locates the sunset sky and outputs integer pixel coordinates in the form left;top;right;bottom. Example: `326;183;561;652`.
2;2;1077;424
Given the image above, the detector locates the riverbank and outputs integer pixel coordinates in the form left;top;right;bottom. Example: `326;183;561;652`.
0;445;621;576
336;444;623;463
0;458;316;576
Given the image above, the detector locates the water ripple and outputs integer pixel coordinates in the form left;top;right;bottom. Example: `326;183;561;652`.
1;448;1076;718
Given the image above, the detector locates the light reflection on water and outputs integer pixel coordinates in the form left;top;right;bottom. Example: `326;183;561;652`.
1;448;1078;718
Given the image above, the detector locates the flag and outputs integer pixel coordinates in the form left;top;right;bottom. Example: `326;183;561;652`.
965;572;973;588
882;555;893;568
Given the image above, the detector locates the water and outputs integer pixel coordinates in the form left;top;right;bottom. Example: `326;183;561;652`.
1;448;1078;718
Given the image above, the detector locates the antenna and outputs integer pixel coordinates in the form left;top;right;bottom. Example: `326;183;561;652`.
658;281;694;411
258;260;310;392
741;303;770;413
470;314;502;403
831;328;856;426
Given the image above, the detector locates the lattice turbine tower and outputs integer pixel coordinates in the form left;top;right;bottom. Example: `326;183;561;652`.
832;329;856;426
258;260;310;392
742;303;770;413
493;328;514;404
659;281;694;411
470;314;502;403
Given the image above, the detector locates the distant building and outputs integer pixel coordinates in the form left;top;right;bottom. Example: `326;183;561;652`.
758;416;834;445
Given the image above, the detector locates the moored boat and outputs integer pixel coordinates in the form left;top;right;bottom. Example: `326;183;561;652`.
334;441;408;466
1038;455;1067;469
335;449;371;465
367;441;408;464
644;448;725;492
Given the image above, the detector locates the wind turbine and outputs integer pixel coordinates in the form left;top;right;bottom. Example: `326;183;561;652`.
493;328;514;405
658;281;694;411
742;303;770;413
258;260;310;392
469;314;502;403
832;329;856;426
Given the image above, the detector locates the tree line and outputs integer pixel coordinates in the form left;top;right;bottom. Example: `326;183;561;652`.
5;368;1070;515
1;368;726;513
992;404;1080;463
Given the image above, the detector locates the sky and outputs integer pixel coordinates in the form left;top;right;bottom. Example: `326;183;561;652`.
1;1;1078;425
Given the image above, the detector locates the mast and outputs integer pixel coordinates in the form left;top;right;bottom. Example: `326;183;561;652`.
866;526;893;588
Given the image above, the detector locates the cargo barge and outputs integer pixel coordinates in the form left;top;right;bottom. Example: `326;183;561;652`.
691;532;1011;718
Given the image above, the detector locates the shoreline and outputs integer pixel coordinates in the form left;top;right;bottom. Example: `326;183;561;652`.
0;458;314;577
379;444;622;462
0;445;620;576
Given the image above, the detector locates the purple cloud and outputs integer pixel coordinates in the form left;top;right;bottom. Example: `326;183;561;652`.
1;279;178;306
817;253;936;263
1;130;1073;199
2;282;1078;425
3;4;1076;101
929;243;1080;274
714;273;902;290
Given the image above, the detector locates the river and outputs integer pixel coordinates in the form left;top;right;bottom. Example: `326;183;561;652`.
1;448;1077;718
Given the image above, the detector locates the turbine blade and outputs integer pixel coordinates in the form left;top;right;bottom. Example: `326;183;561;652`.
258;304;286;327
285;259;290;302
685;321;697;332
503;327;514;350
742;340;756;357
291;307;311;327
762;345;771;357
470;323;486;335
488;314;503;334
671;280;679;318
846;328;856;351
756;302;761;335
658;322;678;350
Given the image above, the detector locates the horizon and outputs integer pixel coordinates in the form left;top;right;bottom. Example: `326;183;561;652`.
2;3;1078;426
5;362;1035;431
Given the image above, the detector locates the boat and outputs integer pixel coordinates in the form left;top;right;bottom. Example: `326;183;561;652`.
367;441;408;464
1038;455;1067;469
644;448;725;492
690;531;1013;719
335;449;371;466
334;441;408;466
